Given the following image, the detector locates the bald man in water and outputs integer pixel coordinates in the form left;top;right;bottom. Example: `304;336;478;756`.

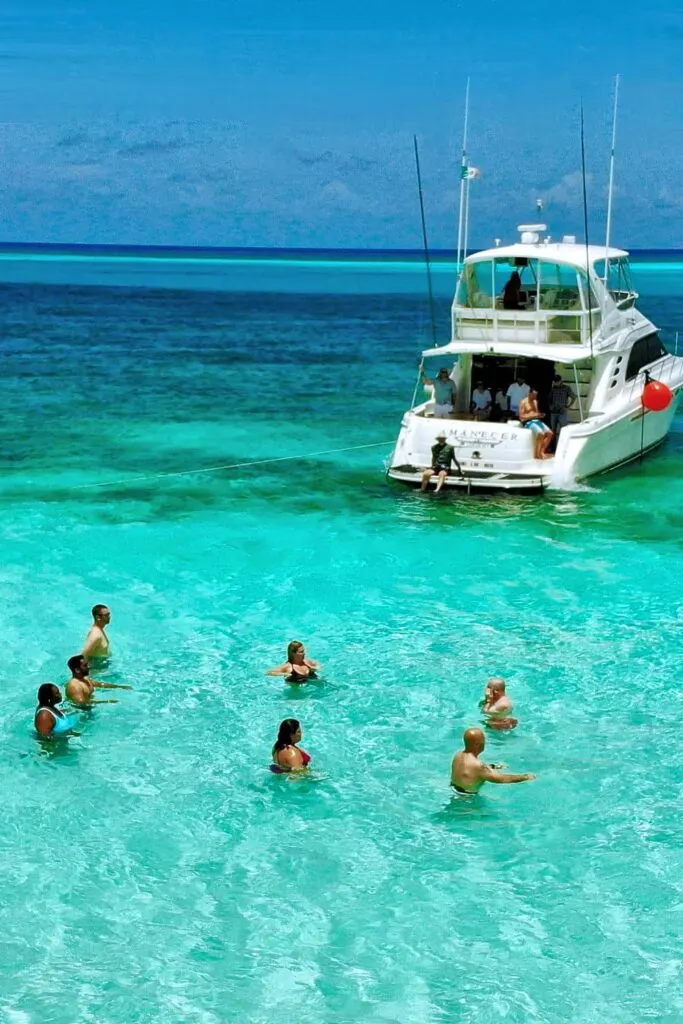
482;677;518;731
450;728;535;794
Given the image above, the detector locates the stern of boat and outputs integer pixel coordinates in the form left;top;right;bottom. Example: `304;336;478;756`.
387;413;553;491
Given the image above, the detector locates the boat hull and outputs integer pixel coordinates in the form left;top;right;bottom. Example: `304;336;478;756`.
554;391;681;482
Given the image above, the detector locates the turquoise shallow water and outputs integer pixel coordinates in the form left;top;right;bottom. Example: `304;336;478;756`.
2;255;683;1024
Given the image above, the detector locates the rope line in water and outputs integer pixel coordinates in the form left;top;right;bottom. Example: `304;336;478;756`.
73;440;396;491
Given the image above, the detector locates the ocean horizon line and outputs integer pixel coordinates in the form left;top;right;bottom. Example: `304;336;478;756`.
0;241;681;262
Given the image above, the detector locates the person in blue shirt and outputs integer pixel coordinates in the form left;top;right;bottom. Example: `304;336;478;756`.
422;367;457;418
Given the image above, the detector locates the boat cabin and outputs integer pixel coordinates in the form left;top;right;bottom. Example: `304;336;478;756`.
412;229;673;430
453;228;637;347
421;352;591;426
389;220;682;491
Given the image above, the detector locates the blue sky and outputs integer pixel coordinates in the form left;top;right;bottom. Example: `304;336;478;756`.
1;1;681;248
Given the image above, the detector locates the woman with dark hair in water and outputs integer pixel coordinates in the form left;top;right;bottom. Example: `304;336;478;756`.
34;683;81;738
270;718;311;773
266;641;321;683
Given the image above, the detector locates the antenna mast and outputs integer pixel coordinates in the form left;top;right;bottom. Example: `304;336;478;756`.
413;134;438;346
455;78;470;277
580;102;594;359
603;74;620;287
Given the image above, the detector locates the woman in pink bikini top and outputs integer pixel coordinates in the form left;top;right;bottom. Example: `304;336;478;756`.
270;718;312;774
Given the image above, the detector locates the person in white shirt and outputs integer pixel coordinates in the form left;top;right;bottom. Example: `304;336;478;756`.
506;375;530;419
470;382;492;421
422;367;457;418
493;388;508;422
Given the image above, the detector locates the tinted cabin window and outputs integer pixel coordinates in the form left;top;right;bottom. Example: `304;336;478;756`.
625;333;667;381
647;334;667;362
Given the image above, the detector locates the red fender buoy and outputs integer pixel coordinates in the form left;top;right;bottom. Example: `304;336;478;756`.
642;379;674;412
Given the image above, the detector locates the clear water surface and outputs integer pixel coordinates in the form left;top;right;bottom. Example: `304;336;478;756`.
1;249;682;1024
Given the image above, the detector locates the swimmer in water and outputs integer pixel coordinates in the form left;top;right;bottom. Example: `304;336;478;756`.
65;655;132;707
270;718;312;773
450;728;535;795
34;684;81;738
482;677;518;731
83;604;112;660
266;641;321;683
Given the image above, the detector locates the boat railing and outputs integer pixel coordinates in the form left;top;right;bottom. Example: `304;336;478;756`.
610;290;637;310
454;306;602;346
626;354;680;404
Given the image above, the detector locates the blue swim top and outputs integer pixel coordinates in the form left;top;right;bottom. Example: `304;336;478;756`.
34;704;79;738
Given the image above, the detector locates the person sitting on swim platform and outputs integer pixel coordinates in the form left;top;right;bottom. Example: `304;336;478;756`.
421;431;463;494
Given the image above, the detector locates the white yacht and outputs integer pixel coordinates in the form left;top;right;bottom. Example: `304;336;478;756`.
388;226;683;492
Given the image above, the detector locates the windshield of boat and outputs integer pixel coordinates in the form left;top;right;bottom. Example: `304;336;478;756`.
593;257;636;305
457;258;598;311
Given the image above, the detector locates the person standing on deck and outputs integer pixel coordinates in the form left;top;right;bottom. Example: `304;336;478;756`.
505;375;530;419
548;374;576;435
422;367;457;418
493;387;508;422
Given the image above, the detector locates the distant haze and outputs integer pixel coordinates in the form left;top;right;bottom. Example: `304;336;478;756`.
2;2;681;248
